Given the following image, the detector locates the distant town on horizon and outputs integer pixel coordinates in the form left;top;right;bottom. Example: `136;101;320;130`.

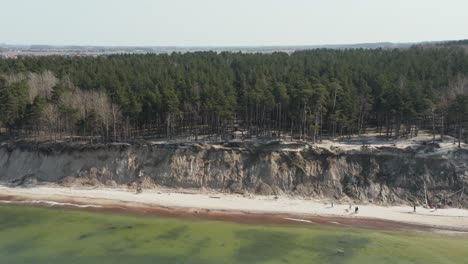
2;39;468;59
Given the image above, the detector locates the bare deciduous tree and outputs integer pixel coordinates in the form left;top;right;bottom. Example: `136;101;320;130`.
27;71;56;102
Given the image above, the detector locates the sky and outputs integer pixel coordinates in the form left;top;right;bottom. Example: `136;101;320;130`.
1;0;468;46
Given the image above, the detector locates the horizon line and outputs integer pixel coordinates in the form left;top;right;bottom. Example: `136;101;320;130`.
2;39;466;49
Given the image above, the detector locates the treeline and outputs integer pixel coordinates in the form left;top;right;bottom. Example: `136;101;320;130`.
0;46;467;144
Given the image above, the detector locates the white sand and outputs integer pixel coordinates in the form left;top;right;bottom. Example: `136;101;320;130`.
315;131;466;152
1;184;467;231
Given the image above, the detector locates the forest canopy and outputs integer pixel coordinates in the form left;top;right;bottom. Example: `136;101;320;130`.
0;46;467;144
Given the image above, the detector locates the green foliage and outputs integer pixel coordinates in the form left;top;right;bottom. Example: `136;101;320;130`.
0;78;30;129
449;95;468;121
26;96;47;125
51;81;67;105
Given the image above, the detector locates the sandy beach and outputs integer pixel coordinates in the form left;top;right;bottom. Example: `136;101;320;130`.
1;184;467;233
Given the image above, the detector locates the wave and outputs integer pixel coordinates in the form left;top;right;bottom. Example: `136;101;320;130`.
0;199;102;208
284;217;315;223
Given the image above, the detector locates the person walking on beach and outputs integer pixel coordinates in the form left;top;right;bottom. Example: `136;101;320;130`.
136;181;143;194
413;205;416;213
354;206;359;214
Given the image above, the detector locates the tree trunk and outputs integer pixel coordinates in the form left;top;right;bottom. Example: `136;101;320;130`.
432;108;436;143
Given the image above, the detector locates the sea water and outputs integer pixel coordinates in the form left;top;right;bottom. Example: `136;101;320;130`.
0;204;466;264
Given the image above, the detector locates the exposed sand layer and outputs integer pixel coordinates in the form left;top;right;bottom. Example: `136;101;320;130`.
1;184;467;233
316;131;467;152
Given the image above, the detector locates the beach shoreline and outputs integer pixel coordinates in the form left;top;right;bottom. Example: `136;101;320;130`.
1;183;467;234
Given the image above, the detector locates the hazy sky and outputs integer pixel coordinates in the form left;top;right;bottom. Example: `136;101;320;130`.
2;0;468;46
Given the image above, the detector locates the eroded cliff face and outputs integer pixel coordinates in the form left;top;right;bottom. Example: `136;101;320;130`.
0;142;467;207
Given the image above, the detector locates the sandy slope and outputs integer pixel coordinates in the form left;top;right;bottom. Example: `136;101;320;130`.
1;184;467;231
314;131;467;152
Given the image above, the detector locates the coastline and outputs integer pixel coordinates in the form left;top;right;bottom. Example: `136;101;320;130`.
1;184;467;234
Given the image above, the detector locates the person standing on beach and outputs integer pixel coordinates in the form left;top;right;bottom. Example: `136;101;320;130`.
136;181;143;194
413;205;416;213
355;206;359;214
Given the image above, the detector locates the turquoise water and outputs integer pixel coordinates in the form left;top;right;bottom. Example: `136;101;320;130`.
0;204;466;264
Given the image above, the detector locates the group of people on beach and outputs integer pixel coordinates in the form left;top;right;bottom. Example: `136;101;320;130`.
336;203;359;214
345;203;359;213
333;202;437;215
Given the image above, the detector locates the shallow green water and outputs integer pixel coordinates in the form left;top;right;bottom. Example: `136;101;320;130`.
0;205;466;264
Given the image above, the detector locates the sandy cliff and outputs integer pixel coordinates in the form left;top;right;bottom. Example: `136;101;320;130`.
0;141;467;207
